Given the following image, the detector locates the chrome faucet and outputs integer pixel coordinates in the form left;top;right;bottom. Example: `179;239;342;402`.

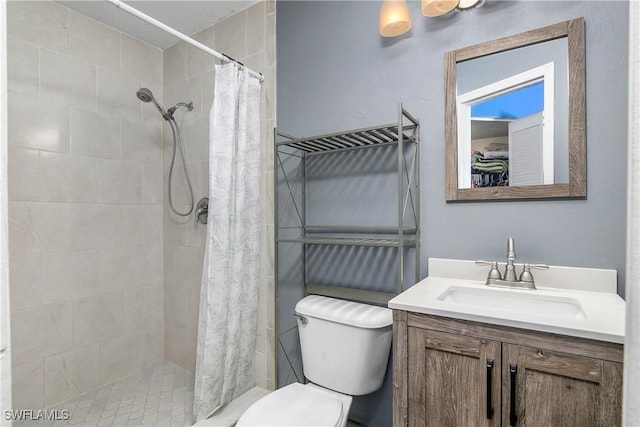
476;237;549;290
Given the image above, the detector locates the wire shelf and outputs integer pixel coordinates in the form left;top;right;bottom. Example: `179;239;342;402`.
278;236;416;248
276;123;418;154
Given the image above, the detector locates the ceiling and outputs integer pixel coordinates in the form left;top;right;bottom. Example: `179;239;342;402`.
57;0;258;49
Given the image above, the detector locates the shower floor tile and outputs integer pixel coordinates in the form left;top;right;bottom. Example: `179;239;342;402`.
17;361;194;427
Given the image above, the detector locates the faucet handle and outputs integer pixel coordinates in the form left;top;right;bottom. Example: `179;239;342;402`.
526;263;549;270
519;263;549;285
476;260;502;281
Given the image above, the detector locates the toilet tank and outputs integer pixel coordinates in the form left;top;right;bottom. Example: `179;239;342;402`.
294;295;393;396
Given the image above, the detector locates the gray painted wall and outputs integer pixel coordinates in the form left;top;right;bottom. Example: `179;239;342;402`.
276;2;628;426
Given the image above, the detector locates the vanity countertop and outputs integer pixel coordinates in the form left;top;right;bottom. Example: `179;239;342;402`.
388;259;625;344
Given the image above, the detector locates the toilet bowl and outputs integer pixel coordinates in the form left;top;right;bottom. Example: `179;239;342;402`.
236;383;352;427
236;295;393;426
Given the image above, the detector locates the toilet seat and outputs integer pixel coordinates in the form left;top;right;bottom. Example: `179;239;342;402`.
236;383;348;427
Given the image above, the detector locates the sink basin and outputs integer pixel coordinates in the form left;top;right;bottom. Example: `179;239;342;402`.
437;286;586;320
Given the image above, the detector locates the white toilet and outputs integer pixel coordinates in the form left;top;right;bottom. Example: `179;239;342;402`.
236;295;393;427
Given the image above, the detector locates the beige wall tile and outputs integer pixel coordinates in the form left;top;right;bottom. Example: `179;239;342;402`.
266;13;276;70
100;331;146;384
164;282;187;330
70;204;121;250
122;119;162;165
202;70;215;118
69;11;120;73
199;161;210;200
214;10;247;62
163;245;177;286
97;68;141;121
41;251;98;304
253;351;267;389
167;326;197;373
73;293;123;347
242;52;266;75
176;246;204;332
121;34;162;86
39;152;98;203
70;109;121;159
187;27;215;79
247;2;266;57
11;359;44;410
164;76;202;121
8;202;72;255
142;166;163;205
11;303;74;364
163;162;201;207
7;35;39;96
9;255;42;311
98;247;143;294
7;0;69;53
266;0;276;16
97;160;143;204
44;344;100;407
163;42;187;87
8;147;40;202
124;284;163;333
8;91;70;153
143;324;164;366
40;49;96;110
141;245;164;286
181;119;209;163
121;205;162;247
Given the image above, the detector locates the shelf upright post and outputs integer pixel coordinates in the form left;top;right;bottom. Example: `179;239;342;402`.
302;152;307;298
397;104;405;296
415;113;421;284
273;128;280;387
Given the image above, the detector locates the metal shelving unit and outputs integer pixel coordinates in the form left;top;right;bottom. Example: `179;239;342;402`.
274;104;420;305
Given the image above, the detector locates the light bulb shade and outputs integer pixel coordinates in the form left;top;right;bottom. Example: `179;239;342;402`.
379;0;412;37
422;0;459;17
457;0;482;9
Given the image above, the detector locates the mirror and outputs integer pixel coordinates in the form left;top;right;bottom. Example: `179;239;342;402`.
445;18;586;201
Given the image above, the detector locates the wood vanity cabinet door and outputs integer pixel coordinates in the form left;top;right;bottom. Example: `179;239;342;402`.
501;344;623;427
407;327;501;427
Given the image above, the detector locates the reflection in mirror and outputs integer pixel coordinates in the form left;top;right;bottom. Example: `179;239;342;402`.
445;18;586;201
471;82;547;186
458;41;565;188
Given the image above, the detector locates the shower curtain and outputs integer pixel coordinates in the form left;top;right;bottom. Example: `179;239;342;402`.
192;63;262;423
624;1;640;424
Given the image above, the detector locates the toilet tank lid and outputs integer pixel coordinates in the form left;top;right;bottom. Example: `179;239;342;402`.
295;295;392;329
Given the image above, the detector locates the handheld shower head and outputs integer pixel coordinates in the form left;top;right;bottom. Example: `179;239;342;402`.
136;88;154;103
136;88;170;121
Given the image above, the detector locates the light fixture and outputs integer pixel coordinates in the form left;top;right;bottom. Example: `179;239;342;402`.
457;0;484;10
421;0;458;17
379;0;412;37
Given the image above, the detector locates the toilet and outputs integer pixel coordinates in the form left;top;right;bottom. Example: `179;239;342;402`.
236;295;393;427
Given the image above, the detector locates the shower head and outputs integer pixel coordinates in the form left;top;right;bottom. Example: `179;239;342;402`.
136;88;154;103
136;88;170;121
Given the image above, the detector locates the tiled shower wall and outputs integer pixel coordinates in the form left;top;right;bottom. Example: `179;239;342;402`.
162;0;277;390
7;1;165;409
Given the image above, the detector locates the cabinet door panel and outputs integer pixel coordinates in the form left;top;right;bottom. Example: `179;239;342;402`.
408;327;500;427
503;344;622;427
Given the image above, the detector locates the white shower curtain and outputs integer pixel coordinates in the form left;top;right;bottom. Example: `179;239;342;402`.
624;1;640;424
192;63;262;423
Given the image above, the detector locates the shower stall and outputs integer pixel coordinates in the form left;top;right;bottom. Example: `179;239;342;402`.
4;0;276;425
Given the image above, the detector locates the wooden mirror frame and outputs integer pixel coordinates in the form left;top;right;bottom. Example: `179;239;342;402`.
445;18;586;201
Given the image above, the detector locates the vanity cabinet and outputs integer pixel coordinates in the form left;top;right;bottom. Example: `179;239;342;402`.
393;311;624;427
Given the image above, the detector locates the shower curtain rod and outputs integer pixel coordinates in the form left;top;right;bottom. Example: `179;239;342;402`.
105;0;264;82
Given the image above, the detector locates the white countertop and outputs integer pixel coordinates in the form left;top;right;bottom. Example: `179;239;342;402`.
388;259;626;344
